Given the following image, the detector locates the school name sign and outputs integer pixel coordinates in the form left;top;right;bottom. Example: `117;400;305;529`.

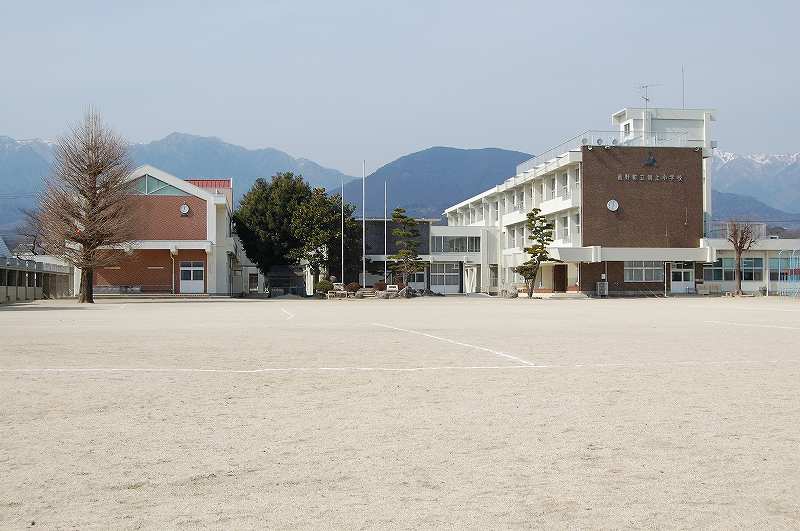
617;173;685;183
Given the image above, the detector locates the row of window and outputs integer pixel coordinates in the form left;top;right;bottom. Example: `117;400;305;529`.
454;167;581;225
0;269;42;287
703;258;764;281
430;236;480;253
430;263;460;286
623;261;665;282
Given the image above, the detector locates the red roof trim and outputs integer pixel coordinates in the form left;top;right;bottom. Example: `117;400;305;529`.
185;179;232;189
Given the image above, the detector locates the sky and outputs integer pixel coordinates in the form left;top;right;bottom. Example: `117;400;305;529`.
1;0;798;176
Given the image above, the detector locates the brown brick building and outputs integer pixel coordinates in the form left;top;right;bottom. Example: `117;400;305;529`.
91;166;241;295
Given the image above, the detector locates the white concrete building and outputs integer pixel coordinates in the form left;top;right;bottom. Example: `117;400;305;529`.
443;106;800;296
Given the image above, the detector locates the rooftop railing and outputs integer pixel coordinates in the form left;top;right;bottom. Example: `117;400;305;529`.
1;257;72;274
517;130;691;174
707;221;768;241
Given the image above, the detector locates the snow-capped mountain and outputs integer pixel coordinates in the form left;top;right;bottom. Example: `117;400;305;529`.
712;151;800;214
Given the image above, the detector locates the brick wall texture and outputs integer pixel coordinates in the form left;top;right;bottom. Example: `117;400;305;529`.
129;196;207;241
94;249;207;293
580;146;703;248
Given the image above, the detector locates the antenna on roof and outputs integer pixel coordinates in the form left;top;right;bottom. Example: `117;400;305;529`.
681;65;685;109
637;83;663;112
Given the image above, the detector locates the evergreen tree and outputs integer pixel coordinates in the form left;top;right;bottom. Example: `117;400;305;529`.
388;207;425;286
512;207;557;298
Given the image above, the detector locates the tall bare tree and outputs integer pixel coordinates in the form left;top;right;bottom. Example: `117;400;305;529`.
724;220;759;296
38;110;136;303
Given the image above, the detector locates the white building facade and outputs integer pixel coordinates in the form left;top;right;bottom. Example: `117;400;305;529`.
444;107;800;296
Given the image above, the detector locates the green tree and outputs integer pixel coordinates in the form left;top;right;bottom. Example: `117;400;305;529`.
289;187;361;286
232;173;312;276
388;207;425;285
513;207;557;298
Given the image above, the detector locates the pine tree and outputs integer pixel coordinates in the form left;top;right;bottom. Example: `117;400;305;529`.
513;207;557;298
388;208;424;286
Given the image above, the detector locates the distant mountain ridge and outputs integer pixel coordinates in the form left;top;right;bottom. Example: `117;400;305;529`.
340;146;532;219
0;133;354;229
1;133;799;233
712;150;800;214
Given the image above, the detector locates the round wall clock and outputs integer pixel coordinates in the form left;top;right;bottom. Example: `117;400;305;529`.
180;203;190;216
606;199;619;212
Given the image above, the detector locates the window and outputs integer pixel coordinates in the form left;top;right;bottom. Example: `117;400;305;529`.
574;213;581;235
0;269;5;287
408;271;425;283
624;122;631;136
560;216;569;240
430;263;459;286
704;258;763;282
560;174;569;198
431;236;480;253
507;227;515;248
624;261;664;282
548;178;556;200
574;166;580;185
769;257;800;281
132;174;190;196
249;273;259;291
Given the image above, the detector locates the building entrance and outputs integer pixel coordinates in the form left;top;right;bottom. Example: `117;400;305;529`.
553;264;568;293
670;262;695;294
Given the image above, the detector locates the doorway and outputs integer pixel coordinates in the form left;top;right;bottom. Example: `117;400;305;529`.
670;262;695;294
179;261;205;293
553;264;568;293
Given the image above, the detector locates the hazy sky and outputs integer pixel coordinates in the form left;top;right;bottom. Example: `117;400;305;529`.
1;1;798;175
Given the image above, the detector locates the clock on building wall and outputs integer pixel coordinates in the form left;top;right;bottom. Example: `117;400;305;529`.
606;199;619;212
179;203;190;216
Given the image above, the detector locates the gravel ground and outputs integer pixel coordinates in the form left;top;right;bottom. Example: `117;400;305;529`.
1;296;799;529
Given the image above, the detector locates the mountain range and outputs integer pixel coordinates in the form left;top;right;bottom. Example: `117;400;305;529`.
1;134;799;237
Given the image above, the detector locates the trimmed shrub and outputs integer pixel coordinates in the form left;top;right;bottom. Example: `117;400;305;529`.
345;282;361;293
373;281;387;291
314;279;334;294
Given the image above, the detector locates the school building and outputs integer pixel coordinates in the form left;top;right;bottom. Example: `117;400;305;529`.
443;106;800;296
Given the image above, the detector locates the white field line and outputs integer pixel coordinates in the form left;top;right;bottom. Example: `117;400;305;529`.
691;304;800;313
3;359;799;375
704;320;800;331
371;322;536;366
280;308;295;320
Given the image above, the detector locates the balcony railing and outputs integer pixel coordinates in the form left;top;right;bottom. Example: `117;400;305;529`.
517;129;691;174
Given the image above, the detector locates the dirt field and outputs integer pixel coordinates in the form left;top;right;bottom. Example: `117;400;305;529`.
2;296;800;529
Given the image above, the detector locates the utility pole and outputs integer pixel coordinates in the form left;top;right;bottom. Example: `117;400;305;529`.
384;179;387;282
362;160;366;287
340;177;344;284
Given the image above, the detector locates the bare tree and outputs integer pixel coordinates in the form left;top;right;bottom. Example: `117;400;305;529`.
13;207;46;257
724;220;759;296
38;110;136;303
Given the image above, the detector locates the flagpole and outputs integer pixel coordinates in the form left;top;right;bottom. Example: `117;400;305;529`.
384;179;387;283
362;160;366;287
341;177;345;284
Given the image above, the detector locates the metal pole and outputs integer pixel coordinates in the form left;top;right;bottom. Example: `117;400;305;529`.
384;179;387;282
341;177;345;284
362;160;366;287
